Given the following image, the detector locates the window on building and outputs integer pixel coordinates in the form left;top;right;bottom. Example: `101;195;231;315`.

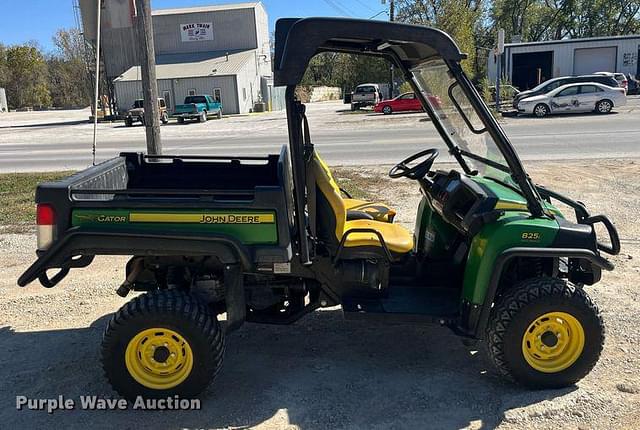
213;88;222;103
188;88;196;96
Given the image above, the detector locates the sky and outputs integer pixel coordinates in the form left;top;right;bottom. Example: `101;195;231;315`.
0;0;389;52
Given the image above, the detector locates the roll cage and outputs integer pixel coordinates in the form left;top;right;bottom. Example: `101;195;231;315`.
273;17;547;265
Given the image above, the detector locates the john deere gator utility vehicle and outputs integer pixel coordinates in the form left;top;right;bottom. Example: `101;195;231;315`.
19;18;620;400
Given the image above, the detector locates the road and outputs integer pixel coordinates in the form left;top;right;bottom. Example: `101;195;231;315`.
0;99;638;172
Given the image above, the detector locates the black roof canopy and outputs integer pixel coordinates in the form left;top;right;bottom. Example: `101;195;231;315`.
274;17;466;86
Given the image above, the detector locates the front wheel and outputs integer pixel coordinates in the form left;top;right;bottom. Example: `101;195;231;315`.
198;111;207;122
485;277;604;389
533;103;549;118
216;109;222;119
596;99;613;114
101;290;225;400
161;112;169;124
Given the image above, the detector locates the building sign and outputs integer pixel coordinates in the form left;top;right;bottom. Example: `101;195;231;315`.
623;52;637;67
180;23;213;42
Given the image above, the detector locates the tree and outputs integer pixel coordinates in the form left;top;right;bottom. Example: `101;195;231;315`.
5;45;51;108
47;28;91;108
0;44;9;89
394;0;484;77
491;0;640;43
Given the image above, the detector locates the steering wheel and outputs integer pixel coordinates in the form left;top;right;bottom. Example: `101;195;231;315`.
388;149;439;180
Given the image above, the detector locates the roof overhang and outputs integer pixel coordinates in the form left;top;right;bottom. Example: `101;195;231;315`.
274;17;466;86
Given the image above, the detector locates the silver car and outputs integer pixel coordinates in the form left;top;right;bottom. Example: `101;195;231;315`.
517;83;626;117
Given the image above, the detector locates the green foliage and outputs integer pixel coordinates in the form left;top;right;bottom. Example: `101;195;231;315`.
5;45;51;108
300;52;391;93
491;0;640;43
0;28;91;110
395;0;484;78
48;29;92;108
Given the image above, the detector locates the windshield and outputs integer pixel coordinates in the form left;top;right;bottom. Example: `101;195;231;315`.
355;86;376;93
410;59;515;186
133;100;144;108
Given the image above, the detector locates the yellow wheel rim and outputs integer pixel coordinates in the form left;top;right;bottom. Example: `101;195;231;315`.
522;311;585;373
125;327;194;390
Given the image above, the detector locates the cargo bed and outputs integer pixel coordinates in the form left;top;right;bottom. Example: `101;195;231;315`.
19;147;295;287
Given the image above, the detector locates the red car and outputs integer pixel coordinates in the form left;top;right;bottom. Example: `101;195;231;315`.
374;92;441;114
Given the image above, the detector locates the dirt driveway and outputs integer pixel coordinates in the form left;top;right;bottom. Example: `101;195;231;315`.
1;159;639;429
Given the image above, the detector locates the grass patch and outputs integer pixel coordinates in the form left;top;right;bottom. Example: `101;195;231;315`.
0;171;72;232
333;168;385;202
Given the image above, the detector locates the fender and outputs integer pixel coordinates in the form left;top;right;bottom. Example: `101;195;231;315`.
462;247;613;338
18;229;251;288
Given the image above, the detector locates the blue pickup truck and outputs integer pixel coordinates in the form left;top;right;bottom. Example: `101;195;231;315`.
172;95;223;123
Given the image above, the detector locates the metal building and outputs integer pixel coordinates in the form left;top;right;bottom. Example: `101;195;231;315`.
79;1;272;115
488;35;640;91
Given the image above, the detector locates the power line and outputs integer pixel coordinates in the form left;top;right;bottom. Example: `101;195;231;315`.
321;0;354;17
353;0;376;12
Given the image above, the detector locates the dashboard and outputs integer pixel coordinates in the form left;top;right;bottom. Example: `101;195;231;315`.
426;170;501;235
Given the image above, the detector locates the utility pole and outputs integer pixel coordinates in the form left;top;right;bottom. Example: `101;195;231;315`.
134;0;162;155
91;0;102;165
386;0;395;99
495;28;505;112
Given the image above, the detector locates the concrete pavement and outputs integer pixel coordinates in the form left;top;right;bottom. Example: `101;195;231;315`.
0;99;638;172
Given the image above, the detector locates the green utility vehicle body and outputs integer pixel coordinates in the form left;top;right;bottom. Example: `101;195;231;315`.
19;17;620;399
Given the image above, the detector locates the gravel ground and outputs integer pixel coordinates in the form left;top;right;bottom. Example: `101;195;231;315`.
1;159;639;429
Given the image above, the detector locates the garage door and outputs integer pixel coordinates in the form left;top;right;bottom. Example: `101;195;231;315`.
573;47;617;75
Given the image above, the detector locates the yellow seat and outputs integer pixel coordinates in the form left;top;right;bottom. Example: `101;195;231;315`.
311;152;413;256
314;153;397;223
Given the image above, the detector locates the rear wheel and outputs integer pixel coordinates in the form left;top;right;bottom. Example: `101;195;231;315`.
485;277;604;388
177;117;184;124
102;290;225;400
124;118;133;127
382;105;393;115
533;103;549;118
596;99;613;114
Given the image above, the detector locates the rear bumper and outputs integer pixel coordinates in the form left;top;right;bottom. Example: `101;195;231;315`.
172;112;200;119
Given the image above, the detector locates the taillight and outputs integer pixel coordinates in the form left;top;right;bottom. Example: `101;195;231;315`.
36;204;55;250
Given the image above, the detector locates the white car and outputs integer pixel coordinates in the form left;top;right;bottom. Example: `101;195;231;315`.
517;82;626;117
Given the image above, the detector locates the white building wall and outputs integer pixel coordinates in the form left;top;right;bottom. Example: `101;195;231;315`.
153;8;258;56
489;36;640;82
115;75;240;115
253;4;272;79
234;55;261;112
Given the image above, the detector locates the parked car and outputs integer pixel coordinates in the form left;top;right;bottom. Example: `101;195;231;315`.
172;95;222;123
350;83;382;110
374;92;441;114
125;98;169;127
627;74;639;95
594;72;628;92
512;74;620;109
517;82;626;117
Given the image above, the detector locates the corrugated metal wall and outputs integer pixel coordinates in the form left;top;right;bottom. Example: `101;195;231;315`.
233;53;261;112
115;75;239;115
253;4;272;78
489;36;640;84
153;8;257;56
98;6;260;79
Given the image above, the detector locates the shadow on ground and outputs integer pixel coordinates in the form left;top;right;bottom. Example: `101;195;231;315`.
0;310;575;429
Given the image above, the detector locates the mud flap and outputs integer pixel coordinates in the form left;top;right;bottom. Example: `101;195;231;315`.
224;264;245;333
